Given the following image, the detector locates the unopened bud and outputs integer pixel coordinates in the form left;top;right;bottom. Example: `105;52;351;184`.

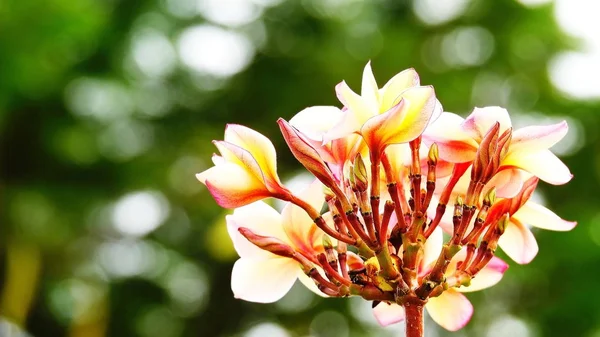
472;122;500;183
483;187;496;206
348;166;357;191
454;196;464;217
497;213;510;235
238;227;295;258
322;235;334;250
353;154;369;192
323;186;336;201
497;128;512;161
428;143;439;165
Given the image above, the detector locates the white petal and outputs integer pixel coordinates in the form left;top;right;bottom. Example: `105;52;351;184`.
282;179;326;253
289;106;344;141
231;257;299;303
513;201;576;231
502;150;572;185
462;107;512;141
510;121;568;153
422;227;443;269
426;289;473;331
380;68;420;112
457;256;508;292
498;219;539;264
227;201;286;258
373;302;406;326
297;268;329;297
361;61;380;113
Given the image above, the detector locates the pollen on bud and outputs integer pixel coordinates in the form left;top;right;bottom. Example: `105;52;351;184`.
238;227;296;258
353;154;369;192
428;143;439;165
483;187;497;206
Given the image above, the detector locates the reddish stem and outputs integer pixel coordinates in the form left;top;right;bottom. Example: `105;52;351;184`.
404;297;426;337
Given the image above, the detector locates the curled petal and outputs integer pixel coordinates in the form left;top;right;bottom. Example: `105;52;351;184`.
502;149;572;185
380;68;420;112
197;164;271;208
361;86;436;152
457;257;508;292
426;289;473;331
214;141;265;183
226;201;286;258
224;124;282;187
498;219;539;264
373;302;406;326
462;107;512;141
231;257;299;303
513;201;576;231
510;121;568;154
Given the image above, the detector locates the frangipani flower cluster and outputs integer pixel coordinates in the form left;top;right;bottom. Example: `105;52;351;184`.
197;63;575;336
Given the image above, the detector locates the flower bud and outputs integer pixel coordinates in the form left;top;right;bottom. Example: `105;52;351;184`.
428;143;439;166
278;118;339;191
483;187;496;207
238;227;296;258
472;122;500;183
353;154;369;193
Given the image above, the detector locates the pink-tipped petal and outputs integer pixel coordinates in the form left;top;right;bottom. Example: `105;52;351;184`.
380;68;420;111
462;107;512;141
373;302;406;326
457;256;508;292
513;201;577;231
231;257;299;303
423;112;478;163
426;289;473;331
486;168;525;198
198;164;270;208
227;201;286;258
498;219;539;264
510;121;568;154
502;150;572;185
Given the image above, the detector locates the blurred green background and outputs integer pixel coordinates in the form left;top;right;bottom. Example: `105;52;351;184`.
1;0;599;336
